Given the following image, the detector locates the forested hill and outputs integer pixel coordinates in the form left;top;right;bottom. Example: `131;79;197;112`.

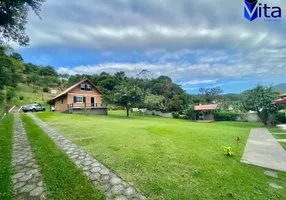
273;83;286;93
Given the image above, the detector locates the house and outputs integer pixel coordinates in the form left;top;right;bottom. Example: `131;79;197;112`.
194;104;218;121
49;78;108;115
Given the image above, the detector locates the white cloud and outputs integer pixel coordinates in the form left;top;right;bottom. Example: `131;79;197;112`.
10;0;286;89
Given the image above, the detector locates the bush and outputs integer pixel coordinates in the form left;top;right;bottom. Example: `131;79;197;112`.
19;95;24;100
276;111;286;123
172;112;180;119
6;87;16;100
32;90;38;93
214;111;238;121
184;105;196;120
43;87;49;93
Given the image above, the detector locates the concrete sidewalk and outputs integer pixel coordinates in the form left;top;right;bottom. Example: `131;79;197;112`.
241;128;286;172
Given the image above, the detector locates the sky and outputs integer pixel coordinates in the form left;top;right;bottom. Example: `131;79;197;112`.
12;0;286;94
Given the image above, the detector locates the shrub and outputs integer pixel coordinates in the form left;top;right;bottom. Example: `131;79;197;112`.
43;87;49;93
214;111;238;121
172;112;180;119
184;105;196;120
19;95;24;100
32;90;37;93
276;111;286;123
6;87;16;100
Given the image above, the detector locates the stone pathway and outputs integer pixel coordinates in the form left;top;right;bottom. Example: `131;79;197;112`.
27;113;147;200
241;128;286;172
12;114;46;200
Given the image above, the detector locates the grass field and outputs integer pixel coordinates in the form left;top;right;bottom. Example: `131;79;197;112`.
21;114;105;200
0;114;13;200
35;111;286;200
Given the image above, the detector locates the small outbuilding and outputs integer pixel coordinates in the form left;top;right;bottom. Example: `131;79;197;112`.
194;104;218;121
274;93;286;118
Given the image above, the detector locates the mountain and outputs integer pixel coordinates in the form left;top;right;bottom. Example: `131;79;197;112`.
273;83;286;93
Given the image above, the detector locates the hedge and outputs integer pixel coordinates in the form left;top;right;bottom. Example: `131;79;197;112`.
214;111;238;121
276;112;286;123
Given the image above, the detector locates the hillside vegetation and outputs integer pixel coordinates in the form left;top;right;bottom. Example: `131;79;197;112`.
8;84;55;109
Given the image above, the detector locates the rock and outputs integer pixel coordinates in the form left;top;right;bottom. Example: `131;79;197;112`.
30;187;44;196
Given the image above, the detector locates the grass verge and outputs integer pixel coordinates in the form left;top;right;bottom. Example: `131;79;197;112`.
21;114;105;200
0;114;14;200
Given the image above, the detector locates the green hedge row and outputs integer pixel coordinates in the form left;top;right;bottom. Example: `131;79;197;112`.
276;112;286;123
214;111;238;121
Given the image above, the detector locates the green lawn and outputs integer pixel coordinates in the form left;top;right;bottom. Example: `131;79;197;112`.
0;114;14;200
21;114;105;200
36;111;286;200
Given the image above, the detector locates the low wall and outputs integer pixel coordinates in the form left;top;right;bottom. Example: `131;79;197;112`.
145;110;173;118
237;113;261;122
71;108;108;115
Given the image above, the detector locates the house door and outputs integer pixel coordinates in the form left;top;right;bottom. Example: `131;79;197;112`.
91;97;95;107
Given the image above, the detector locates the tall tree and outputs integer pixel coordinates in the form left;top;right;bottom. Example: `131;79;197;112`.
199;87;223;104
0;0;46;46
110;82;144;117
242;85;278;125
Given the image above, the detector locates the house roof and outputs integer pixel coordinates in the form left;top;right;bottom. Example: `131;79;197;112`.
194;104;218;111
51;78;102;101
279;93;286;97
274;98;286;105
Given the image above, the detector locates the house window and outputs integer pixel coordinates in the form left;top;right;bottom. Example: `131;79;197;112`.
86;84;92;91
80;84;85;90
61;97;64;104
76;96;83;103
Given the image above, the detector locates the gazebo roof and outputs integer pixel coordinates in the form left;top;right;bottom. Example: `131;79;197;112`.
274;98;286;105
194;104;218;111
274;93;286;105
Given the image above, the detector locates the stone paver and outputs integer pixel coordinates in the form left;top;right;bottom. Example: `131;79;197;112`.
264;170;278;178
241;128;286;172
12;114;46;200
269;182;284;189
27;113;147;200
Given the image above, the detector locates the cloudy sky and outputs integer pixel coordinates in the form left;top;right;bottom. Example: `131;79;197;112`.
14;0;286;93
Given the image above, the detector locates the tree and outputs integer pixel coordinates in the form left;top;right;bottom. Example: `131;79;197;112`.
242;85;278;125
114;71;126;81
168;94;183;112
144;94;165;110
0;0;46;46
199;87;223;104
10;52;23;61
110;82;144;117
39;66;58;77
